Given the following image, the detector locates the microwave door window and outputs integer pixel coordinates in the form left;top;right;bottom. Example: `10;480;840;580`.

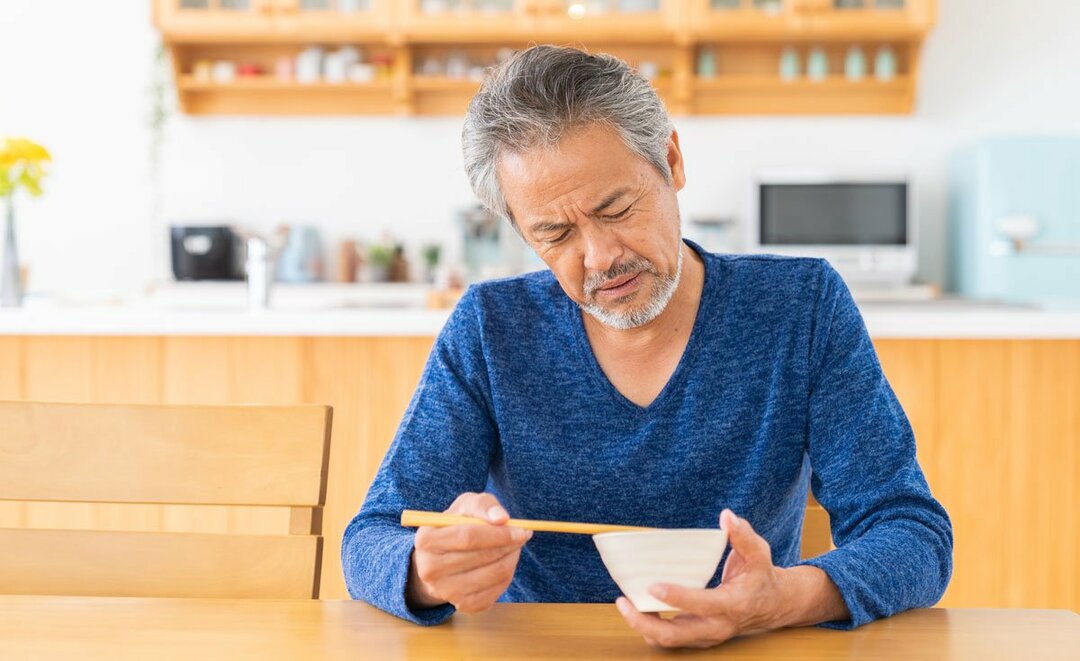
760;184;907;245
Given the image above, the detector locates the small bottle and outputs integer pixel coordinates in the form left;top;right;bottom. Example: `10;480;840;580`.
336;240;358;283
875;45;897;81
779;46;800;81
388;245;411;283
446;51;469;79
274;56;294;82
807;46;828;82
296;47;324;84
637;60;659;81
698;48;717;79
845;45;866;81
211;60;237;84
193;60;213;81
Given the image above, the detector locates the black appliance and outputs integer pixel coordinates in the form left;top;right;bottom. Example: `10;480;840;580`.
170;225;244;281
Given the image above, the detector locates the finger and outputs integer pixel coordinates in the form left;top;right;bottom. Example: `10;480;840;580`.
437;548;521;606
615;597;734;649
615;597;678;644
448;492;509;524
418;543;521;581
647;583;735;617
720;548;747;583
668;613;739;649
420;522;531;553
452;574;516;614
720;509;772;570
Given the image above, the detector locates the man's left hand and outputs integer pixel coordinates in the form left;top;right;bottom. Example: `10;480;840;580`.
615;509;846;650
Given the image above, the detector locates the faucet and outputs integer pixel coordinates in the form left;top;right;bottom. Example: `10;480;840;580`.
246;236;271;310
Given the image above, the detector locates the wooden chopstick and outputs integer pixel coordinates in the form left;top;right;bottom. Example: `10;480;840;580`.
400;509;655;536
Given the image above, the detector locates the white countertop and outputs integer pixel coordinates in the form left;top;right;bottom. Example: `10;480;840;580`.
1;283;1079;338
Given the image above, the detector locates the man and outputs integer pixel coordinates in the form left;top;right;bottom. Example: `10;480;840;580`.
342;45;952;650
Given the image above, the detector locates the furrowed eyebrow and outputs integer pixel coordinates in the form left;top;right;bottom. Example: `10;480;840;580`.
526;188;635;233
589;188;632;216
529;221;573;234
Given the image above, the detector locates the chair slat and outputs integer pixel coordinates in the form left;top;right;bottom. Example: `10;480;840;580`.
801;505;833;559
0;402;331;506
0;528;321;599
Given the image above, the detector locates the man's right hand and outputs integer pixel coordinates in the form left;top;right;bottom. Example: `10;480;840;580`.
406;492;532;614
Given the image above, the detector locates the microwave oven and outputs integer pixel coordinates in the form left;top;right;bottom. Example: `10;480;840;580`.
745;170;917;285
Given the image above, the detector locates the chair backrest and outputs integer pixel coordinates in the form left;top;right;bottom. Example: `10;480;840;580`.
0;401;332;599
801;494;833;559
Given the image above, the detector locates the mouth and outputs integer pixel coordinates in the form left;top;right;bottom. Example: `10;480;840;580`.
594;272;642;300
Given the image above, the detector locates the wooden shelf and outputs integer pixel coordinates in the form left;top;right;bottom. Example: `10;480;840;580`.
159;24;398;44
411;76;483;92
175;75;404;116
693;74;911;91
692;74;914;114
154;0;936;117
407;74;676;115
154;0;397;44
178;76;394;92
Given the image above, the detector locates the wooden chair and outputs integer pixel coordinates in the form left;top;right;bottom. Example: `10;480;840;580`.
0;401;331;599
801;494;833;559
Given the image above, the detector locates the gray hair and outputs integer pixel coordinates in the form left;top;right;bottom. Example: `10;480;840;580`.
461;45;674;227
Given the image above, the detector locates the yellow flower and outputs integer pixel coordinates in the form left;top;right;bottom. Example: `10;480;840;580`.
0;136;51;198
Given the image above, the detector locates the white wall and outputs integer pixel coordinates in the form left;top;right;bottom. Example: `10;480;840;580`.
2;0;1079;297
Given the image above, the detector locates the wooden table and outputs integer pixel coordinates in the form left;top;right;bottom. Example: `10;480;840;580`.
2;596;1078;660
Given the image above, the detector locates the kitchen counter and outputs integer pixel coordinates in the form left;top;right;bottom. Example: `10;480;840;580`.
1;284;1079;338
2;299;1080;339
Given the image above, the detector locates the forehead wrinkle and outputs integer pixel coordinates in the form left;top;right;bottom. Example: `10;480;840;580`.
500;126;652;230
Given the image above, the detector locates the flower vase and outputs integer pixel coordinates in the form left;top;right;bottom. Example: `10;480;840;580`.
1;197;22;308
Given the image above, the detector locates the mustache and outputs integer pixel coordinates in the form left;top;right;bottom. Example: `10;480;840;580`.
583;258;657;298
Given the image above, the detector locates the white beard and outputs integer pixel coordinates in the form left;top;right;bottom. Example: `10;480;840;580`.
580;247;683;331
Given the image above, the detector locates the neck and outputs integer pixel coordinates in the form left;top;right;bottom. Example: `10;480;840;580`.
583;242;705;350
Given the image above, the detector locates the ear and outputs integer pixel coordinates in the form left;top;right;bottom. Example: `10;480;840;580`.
667;129;686;192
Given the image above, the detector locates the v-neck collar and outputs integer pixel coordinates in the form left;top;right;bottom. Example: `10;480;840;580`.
566;238;717;416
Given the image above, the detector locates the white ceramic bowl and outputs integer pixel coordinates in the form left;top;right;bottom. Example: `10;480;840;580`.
593;529;728;612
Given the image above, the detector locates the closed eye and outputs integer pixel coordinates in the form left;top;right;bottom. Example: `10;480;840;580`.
546;229;571;244
602;206;632;220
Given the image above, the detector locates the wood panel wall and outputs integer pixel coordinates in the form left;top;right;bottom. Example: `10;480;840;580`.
0;335;1077;610
875;339;1079;611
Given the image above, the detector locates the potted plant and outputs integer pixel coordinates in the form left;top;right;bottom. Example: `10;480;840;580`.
421;243;442;284
0;137;51;307
366;243;394;283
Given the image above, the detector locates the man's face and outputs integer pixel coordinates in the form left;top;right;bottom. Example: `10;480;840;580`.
497;124;687;330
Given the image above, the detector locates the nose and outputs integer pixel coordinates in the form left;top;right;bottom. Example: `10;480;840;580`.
580;223;624;275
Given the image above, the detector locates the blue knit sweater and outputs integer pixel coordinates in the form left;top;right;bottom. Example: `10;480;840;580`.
341;239;953;630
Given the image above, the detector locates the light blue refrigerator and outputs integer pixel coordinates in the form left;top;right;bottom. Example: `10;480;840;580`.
950;136;1080;304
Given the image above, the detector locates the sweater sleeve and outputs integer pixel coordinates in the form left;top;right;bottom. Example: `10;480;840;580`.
341;286;498;625
796;262;953;630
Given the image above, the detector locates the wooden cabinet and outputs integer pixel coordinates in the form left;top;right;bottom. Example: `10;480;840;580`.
533;1;682;43
398;1;680;42
153;0;935;115
794;0;935;39
155;0;276;41
689;0;806;38
687;0;932;113
156;0;394;42
399;1;537;43
273;1;395;43
688;0;933;37
158;0;406;114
